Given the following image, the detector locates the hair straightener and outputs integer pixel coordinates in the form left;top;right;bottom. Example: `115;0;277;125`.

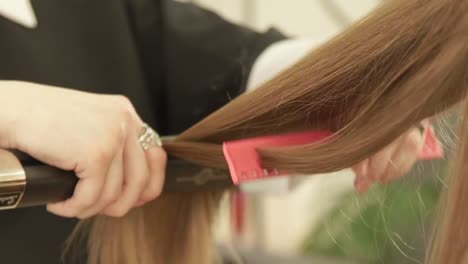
0;128;444;210
0;150;234;210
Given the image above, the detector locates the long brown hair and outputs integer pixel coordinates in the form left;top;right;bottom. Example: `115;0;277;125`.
70;0;468;263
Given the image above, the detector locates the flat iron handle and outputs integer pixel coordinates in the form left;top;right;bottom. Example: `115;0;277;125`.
0;150;234;210
20;165;77;208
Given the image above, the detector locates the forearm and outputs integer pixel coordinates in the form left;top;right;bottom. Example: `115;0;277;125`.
0;80;22;147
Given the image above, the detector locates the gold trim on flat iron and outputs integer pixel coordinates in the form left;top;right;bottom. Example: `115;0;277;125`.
0;149;26;210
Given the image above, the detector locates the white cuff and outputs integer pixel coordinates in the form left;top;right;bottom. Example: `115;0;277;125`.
246;38;317;92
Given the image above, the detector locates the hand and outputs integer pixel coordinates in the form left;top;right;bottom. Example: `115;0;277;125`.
0;81;167;219
352;120;429;193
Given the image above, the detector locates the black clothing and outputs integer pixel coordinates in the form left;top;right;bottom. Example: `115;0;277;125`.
0;0;285;263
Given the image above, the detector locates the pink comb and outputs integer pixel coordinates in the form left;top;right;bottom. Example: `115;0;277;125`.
419;125;444;159
223;125;444;184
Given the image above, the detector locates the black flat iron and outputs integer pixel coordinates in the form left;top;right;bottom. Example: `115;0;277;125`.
0;137;235;210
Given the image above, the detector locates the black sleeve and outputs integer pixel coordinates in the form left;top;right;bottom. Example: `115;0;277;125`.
128;0;287;134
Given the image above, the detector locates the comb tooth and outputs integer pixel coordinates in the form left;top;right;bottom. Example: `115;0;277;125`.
223;130;336;184
241;171;248;180
273;169;279;175
263;169;269;177
252;170;258;178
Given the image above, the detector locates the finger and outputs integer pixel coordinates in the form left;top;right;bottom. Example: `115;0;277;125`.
47;148;113;217
47;171;106;218
137;146;167;205
356;177;373;193
77;144;124;219
353;159;374;193
352;158;368;180
419;119;431;133
368;140;400;183
103;127;149;217
381;128;426;183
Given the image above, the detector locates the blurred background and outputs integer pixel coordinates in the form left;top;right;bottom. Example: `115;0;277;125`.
179;0;380;42
176;1;457;263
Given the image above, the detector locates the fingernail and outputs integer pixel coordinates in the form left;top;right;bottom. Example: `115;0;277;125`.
354;176;366;193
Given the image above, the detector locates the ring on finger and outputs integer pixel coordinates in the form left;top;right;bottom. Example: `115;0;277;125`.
138;123;162;150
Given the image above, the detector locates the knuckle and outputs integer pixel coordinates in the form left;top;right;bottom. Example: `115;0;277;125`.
408;130;423;142
117;105;133;124
149;148;168;165
143;184;163;201
404;130;424;149
113;95;133;109
102;191;120;205
93;147;114;164
112;110;133;144
114;96;137;118
151;186;163;199
108;95;136;122
134;171;150;188
76;197;95;209
112;121;128;144
140;195;156;203
156;148;168;161
75;191;99;209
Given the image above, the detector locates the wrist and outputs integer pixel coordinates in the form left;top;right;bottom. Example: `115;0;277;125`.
0;80;25;148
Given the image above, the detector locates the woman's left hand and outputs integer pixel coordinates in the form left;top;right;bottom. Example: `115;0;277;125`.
352;119;430;193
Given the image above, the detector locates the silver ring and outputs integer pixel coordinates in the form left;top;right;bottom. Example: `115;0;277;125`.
138;123;162;150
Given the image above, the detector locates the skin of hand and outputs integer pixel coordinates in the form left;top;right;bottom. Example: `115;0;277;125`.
0;81;167;219
352;119;430;193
